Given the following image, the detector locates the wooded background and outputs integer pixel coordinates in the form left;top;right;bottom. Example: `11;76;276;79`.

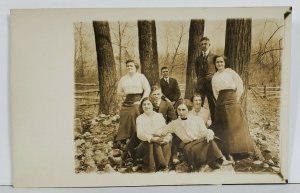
74;18;283;115
74;18;284;173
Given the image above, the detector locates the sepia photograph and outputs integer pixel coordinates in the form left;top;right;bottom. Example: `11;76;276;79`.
74;15;288;175
11;7;291;187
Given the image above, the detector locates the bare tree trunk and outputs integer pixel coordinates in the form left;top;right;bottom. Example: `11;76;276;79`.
75;22;85;78
224;18;252;112
138;20;159;86
185;19;204;99
93;21;118;114
118;22;122;77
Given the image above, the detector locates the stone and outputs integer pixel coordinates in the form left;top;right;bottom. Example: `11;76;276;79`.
271;166;280;173
74;118;83;134
93;138;100;144
75;139;85;147
111;115;120;122
112;149;122;157
263;163;269;168
253;160;263;165
99;114;107;118
102;119;112;126
83;132;92;139
104;164;116;173
93;152;106;164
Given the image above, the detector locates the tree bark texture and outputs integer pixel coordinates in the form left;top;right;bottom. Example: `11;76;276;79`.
224;18;252;111
93;21;118;114
138;20;159;86
185;19;205;99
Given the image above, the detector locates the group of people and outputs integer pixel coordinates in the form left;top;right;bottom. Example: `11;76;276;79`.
114;36;254;172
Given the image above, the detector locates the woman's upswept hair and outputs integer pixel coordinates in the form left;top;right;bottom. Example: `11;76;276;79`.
213;55;229;69
125;59;140;70
139;97;153;113
174;98;193;111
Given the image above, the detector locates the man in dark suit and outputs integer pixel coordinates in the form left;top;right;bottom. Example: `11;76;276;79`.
150;85;177;124
195;37;216;123
160;67;181;104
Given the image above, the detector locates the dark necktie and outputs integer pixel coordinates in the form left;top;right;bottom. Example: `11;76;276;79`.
165;78;169;84
153;102;159;112
203;54;207;69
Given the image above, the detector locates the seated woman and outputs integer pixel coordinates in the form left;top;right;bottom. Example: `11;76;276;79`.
159;99;232;171
115;60;151;158
136;97;172;172
189;93;212;127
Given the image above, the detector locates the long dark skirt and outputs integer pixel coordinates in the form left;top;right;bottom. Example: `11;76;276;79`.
214;89;254;154
182;139;223;169
136;141;171;172
115;94;142;141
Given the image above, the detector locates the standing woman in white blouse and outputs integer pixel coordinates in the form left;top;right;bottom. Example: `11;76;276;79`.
211;55;254;162
115;60;151;158
136;97;172;172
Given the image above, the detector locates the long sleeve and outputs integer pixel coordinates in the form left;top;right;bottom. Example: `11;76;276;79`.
212;75;219;100
141;74;151;99
231;70;244;101
136;113;167;142
158;120;175;136
193;116;209;139
136;116;153;142
117;77;124;95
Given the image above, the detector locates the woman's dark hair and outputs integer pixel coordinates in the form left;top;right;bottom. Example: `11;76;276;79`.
139;97;153;113
125;59;140;70
213;55;229;70
190;93;202;102
174;98;193;111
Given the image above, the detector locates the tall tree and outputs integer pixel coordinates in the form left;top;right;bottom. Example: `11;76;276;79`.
138;20;159;86
185;19;205;99
93;21;118;114
224;18;252;111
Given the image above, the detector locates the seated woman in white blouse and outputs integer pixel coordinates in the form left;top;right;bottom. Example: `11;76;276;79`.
211;55;254;162
115;60;151;158
136;97;172;172
159;99;232;171
189;93;212;127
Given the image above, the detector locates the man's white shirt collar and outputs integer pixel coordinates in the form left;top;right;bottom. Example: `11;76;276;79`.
203;50;210;56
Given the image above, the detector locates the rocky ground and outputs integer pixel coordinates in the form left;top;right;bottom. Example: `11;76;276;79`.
74;91;281;174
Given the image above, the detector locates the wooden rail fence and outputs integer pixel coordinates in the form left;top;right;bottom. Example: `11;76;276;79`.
250;86;281;99
75;83;279;106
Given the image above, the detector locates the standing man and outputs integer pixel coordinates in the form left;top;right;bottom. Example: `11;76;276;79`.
160;67;181;104
195;37;216;123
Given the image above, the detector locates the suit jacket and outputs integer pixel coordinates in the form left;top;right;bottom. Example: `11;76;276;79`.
160;77;181;102
195;52;216;93
157;100;177;124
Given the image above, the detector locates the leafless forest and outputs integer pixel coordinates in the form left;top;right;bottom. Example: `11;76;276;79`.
74;19;283;174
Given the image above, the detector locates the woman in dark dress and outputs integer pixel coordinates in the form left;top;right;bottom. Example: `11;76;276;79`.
115;60;150;157
211;55;254;162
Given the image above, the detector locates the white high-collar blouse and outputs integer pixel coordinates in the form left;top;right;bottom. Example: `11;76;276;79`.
212;68;244;100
